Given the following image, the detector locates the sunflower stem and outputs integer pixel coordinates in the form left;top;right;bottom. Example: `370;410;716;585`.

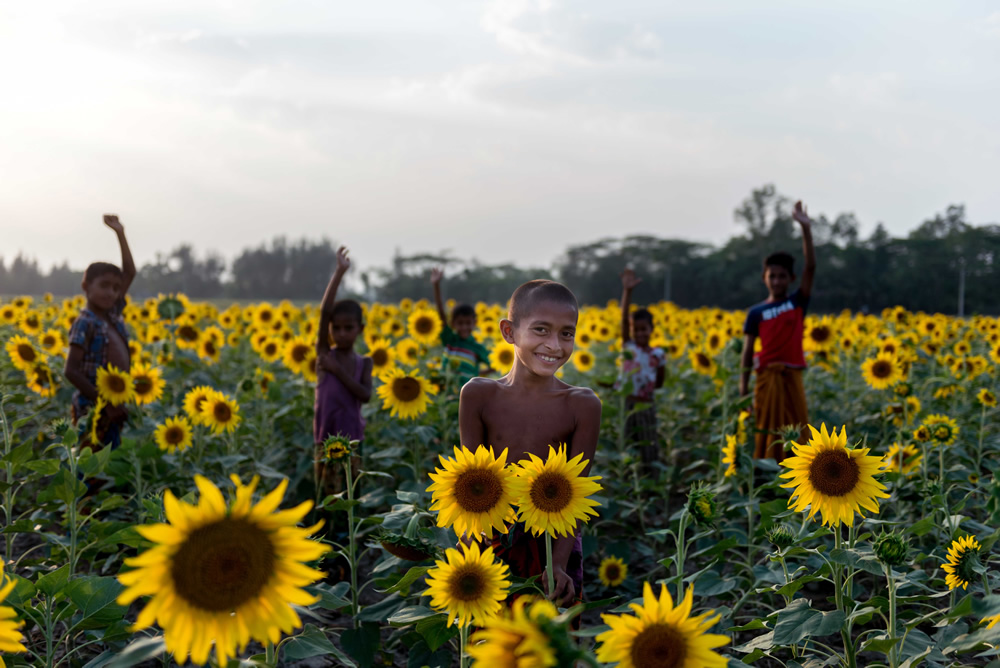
544;531;555;599
833;526;856;668
265;641;277;666
343;460;360;628
459;623;469;668
0;395;15;565
675;510;688;601
885;563;898;668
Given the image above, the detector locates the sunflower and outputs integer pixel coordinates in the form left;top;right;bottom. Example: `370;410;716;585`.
508;445;603;538
572;350;595;373
154;416;194;454
174;323;201;350
804;317;835;351
427;445;516;539
598;556;628;587
923;414;959;446
0;304;20;325
407;308;443;346
933;382;964;400
255;368;275;394
376;368;438;419
130;362;166;406
117;475;329;666
300;348;318;383
688;348;717;377
380;318;405;339
941;535;981;591
17;310;42;336
722;434;738;478
258;337;283;363
366;337;396;377
200;391;241;434
490;341;516;375
5;335;40;371
0;566;26;657
26;363;58;398
424;541;510;628
197;333;222;365
321;435;353;462
779;424;889;527
883;443;921;476
96;365;135;406
912;425;931;443
282;337;313;375
596;583;729;668
467;596;557;668
253;302;278;329
860;352;903;390
395;338;421;367
978;388;997;408
38;329;66;356
183;386;215;424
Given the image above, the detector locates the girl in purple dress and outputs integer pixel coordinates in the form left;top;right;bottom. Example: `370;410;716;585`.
314;246;373;498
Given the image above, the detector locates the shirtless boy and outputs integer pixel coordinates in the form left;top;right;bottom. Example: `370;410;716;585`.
460;279;602;605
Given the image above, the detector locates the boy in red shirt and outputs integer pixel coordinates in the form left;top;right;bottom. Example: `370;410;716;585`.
738;201;817;461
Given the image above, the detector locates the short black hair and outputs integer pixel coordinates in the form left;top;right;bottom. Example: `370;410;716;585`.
451;304;476;320
331;299;363;326
631;308;654;326
763;252;795;274
84;262;123;284
508;280;578;324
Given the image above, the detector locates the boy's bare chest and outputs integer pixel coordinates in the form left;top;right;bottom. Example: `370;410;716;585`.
480;394;576;459
105;323;130;370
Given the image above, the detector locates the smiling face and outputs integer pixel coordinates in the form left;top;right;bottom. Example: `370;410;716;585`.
82;272;123;312
452;314;477;340
501;300;578;377
631;317;653;347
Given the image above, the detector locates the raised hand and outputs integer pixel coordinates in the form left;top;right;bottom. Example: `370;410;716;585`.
621;267;642;290
792;201;812;228
335;246;351;274
430;267;444;285
103;214;124;233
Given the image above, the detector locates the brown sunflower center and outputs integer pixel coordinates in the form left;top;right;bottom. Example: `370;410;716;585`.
264;343;277;356
449;566;486;602
871;360;893;379
134;376;153;395
499;350;513;365
603;564;620;582
695;353;710;368
34;367;52;386
371;348;388;367
529;471;572;513
165;426;184;445
42;335;55;347
414;316;434;335
392;377;422;402
204;341;217;356
579;354;592;366
291;345;309;363
811;326;831;343
259;310;273;323
213;401;232;423
17;344;36;363
630;622;687;668
107;374;127;394
453;468;503;513
194;395;208;413
808;450;860;497
709;335;720;348
171;518;275;612
178;326;198;342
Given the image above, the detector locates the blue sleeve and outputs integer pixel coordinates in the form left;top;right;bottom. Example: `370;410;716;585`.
793;290;810;314
743;309;759;337
68;316;92;348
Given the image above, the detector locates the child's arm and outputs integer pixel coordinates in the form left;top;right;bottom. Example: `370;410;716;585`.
458;379;489;448
792;201;816;298
739;334;755;398
550;388;602;605
430;267;447;324
320;354;372;402
620;268;641;344
64;346;98;403
104;215;135;296
316;246;351;354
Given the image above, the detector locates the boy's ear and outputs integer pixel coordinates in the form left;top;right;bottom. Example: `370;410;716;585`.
81;279;88;293
499;319;515;344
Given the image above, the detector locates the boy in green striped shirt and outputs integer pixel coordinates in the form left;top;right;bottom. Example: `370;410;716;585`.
430;268;491;387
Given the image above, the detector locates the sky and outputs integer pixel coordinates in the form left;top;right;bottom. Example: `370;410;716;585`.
2;0;999;275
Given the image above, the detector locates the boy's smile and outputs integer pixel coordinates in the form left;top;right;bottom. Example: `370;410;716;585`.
503;300;578;378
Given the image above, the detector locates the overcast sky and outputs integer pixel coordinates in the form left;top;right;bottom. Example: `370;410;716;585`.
2;0;999;274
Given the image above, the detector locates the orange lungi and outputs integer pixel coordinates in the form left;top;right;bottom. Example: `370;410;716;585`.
753;364;809;462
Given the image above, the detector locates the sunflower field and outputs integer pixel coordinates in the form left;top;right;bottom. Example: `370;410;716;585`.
4;292;1000;667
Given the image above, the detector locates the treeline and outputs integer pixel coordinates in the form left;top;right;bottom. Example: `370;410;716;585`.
3;185;999;314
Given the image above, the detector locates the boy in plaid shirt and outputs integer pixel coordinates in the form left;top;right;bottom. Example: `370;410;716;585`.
64;215;136;449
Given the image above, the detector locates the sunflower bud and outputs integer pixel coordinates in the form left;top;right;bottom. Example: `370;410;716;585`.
766;524;796;550
322;435;355;462
893;382;912;398
913;425;931;443
874;532;909;567
686;484;718;526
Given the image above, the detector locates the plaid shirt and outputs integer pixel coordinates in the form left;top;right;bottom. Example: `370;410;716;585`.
68;297;130;414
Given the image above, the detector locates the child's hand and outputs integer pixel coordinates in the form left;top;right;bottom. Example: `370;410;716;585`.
792;201;812;228
319;352;339;374
545;564;576;607
430;267;444;285
621;267;642;290
106;404;128;422
103;214;124;233
335;246;351;274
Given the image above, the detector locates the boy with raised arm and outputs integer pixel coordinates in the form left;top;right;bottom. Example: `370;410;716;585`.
618;268;666;470
65;215;136;450
430;267;491;387
460;280;602;606
739;201;817;462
